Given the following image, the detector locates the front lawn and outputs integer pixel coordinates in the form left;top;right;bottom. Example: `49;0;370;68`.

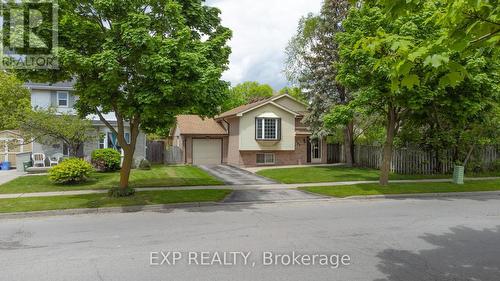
0;189;232;213
301;179;500;198
257;166;499;184
0;165;223;194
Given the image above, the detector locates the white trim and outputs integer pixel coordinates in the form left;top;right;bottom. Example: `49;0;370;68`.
256;118;279;140
26;85;74;91
236;101;299;117
271;94;308;107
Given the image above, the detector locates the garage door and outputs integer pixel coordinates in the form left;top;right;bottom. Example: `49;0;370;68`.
192;139;222;165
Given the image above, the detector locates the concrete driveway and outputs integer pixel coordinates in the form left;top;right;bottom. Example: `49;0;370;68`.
223;189;325;203
198;164;277;185
0;170;24;185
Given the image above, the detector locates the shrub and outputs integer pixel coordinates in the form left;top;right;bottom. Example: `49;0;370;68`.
92;148;121;172
49;158;94;184
138;159;151;170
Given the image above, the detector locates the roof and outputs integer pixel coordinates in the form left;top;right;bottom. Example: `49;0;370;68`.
216;98;271;119
25;80;75;91
175;115;228;135
216;94;306;119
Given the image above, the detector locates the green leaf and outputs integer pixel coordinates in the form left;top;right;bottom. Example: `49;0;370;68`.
424;54;450;68
401;74;420;89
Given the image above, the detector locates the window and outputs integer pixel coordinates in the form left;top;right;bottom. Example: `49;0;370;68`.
256;153;275;165
255;118;281;140
311;139;321;160
106;132;130;151
98;134;105;149
57;91;69;107
62;143;70;156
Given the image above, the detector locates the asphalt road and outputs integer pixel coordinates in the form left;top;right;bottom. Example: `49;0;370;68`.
1;195;500;281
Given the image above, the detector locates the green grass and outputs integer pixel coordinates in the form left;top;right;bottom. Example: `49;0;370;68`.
0;189;232;213
0;165;223;194
301;179;500;198
257;166;499;184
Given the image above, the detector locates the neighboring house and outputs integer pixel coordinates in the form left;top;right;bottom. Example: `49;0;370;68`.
0;130;33;168
23;81;147;166
169;94;327;167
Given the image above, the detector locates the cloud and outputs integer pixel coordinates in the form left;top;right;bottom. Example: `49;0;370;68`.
207;0;323;90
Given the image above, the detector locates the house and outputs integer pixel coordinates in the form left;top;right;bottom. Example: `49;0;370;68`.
22;81;147;166
0;130;33;168
169;94;327;167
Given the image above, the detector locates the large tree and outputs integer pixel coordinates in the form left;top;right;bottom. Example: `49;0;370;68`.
336;1;499;184
285;0;354;165
37;0;232;193
0;72;31;130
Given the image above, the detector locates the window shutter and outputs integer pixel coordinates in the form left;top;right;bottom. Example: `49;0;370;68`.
278;119;282;140
255;118;259;139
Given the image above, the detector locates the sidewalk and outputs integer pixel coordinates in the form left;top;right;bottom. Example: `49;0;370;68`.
0;170;25;185
0;177;498;199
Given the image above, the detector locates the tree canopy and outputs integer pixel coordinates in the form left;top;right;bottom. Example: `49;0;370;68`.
222;81;274;111
331;1;499;184
19;108;96;157
25;0;232;191
0;72;31;130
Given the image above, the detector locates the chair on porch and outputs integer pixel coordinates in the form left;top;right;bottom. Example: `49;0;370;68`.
49;153;64;166
32;153;46;167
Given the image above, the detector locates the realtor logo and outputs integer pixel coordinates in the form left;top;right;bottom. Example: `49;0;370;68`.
0;0;58;69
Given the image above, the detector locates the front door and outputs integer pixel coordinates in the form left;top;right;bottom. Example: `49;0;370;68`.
310;139;322;163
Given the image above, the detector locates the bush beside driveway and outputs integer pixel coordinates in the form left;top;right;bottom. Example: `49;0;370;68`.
0;165;223;194
301;179;500;198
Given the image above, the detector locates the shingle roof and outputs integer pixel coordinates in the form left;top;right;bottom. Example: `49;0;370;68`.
216;97;273;119
176;115;227;135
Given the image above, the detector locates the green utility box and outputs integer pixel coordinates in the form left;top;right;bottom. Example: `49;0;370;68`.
453;165;464;185
23;161;33;172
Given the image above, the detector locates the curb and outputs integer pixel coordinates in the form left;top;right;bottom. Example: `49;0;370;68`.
0;201;221;220
1;190;500;220
343;190;500;200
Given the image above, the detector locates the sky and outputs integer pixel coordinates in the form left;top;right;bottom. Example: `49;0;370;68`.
207;0;323;90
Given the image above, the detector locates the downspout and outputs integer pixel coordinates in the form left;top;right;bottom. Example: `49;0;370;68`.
222;118;230;165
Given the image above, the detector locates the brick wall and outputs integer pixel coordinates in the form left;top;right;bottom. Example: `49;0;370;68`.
239;136;309;167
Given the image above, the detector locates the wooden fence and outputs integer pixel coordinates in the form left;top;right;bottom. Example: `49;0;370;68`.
352;145;498;174
165;146;183;164
146;141;165;164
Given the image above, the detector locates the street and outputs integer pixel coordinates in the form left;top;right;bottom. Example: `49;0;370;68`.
1;195;500;281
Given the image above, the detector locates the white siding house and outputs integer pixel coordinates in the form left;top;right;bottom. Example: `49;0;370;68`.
25;81;147;166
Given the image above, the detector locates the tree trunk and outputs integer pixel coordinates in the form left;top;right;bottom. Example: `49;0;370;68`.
380;107;397;186
344;121;354;167
119;146;135;189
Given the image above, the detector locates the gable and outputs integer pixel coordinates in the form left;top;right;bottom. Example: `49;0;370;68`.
239;103;296;151
273;95;307;113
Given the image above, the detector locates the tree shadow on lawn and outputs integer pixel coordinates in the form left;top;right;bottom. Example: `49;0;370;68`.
374;225;500;281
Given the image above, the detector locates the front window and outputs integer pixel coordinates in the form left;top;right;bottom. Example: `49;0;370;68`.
256;118;281;140
106;132;130;151
57;91;69;107
98;134;105;149
256;153;275;165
